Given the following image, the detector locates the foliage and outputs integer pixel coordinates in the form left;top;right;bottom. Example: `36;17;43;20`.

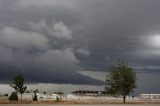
10;74;27;102
105;60;136;103
33;93;38;101
43;91;46;94
9;92;18;101
55;96;60;103
33;89;38;101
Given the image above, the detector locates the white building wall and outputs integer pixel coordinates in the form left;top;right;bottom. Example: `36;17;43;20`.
140;94;160;99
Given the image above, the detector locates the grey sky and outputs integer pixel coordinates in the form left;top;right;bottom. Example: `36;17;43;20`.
0;0;160;94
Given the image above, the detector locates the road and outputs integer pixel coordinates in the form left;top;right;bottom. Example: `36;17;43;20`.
0;104;159;106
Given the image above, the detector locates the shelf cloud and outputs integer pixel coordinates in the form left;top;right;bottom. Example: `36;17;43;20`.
0;0;160;90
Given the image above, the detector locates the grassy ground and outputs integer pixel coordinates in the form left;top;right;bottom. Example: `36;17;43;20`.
0;104;160;106
0;99;160;104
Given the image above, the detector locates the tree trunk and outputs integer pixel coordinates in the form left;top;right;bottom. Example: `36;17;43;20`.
21;93;22;103
123;93;126;103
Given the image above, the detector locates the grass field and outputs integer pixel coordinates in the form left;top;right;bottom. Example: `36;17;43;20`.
0;98;160;105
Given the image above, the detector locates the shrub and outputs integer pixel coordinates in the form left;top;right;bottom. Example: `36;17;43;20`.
9;92;18;101
33;92;37;101
55;96;60;103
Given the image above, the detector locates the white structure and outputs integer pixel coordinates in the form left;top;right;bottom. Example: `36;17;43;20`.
66;93;117;100
36;93;60;100
8;93;34;100
52;94;60;99
8;93;61;100
140;94;160;99
67;94;81;99
36;93;46;99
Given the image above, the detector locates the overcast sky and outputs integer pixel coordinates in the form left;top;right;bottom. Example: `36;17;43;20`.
0;0;160;94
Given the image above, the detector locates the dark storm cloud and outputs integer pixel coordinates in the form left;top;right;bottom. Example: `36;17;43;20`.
71;0;160;70
0;0;104;84
0;0;160;86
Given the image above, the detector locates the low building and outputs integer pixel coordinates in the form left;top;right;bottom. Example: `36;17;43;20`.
66;90;107;100
140;94;160;99
8;92;61;101
37;93;61;100
8;93;34;100
71;90;106;96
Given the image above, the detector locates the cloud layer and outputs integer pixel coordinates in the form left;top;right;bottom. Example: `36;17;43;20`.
0;0;160;89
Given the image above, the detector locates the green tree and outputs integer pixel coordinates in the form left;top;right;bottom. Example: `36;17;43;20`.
43;91;47;94
9;92;18;101
105;60;136;103
10;74;27;102
33;89;38;101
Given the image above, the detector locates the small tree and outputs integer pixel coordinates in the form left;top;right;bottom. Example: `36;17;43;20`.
105;60;136;103
9;92;18;101
10;74;27;102
55;96;60;103
43;91;47;94
33;89;39;101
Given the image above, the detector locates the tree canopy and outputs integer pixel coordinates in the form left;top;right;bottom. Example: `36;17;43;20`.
105;60;136;103
10;74;27;102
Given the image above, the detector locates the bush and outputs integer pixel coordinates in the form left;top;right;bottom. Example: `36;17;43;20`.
33;92;37;101
55;96;60;103
9;92;18;101
56;97;59;101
